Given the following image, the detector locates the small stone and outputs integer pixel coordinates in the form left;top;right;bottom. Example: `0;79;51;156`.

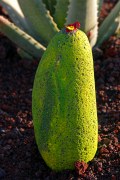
112;137;118;144
8;125;12;129
0;128;6;133
102;138;111;145
98;125;101;130
98;135;102;142
103;127;108;132
98;167;102;172
108;144;114;151
100;147;109;154
113;129;118;134
111;175;116;180
99;90;104;96
97;162;102;168
102;107;107;113
74;161;88;175
20;128;25;132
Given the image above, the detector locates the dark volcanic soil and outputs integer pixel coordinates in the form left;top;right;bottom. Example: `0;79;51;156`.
0;1;120;180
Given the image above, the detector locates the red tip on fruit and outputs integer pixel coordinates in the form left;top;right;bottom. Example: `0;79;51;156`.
65;22;80;33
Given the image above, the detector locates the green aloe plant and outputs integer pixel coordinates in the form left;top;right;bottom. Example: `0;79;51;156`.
0;0;120;59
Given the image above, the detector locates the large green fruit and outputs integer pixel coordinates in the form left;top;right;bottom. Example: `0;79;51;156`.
32;22;98;171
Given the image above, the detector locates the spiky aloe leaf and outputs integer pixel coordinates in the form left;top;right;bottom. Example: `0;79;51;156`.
0;0;30;33
0;0;45;42
97;0;103;16
42;0;56;16
18;0;59;45
0;16;46;58
96;0;120;47
66;0;98;47
53;0;69;29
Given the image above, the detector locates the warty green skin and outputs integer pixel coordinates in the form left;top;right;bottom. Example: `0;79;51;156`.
32;29;98;171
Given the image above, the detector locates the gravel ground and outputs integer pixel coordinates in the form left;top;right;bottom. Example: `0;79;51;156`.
0;1;120;179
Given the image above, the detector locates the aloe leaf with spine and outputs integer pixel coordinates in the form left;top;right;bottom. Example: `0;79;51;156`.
66;0;98;47
0;0;119;60
96;0;120;47
18;0;59;45
42;0;57;16
53;0;70;29
0;16;46;58
0;0;30;32
0;0;41;41
97;0;103;16
0;0;43;43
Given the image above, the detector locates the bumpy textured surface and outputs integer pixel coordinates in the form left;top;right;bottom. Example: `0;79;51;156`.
32;28;98;171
